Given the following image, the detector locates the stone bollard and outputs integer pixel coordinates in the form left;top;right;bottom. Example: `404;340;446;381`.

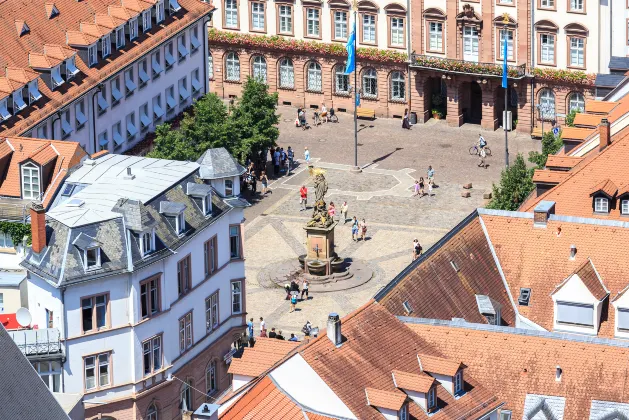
483;191;492;199
461;191;471;198
463;183;473;189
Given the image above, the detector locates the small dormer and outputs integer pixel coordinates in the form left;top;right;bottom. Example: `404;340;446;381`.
160;201;186;235
365;388;408;420
392;370;438;414
417;354;466;397
6;68;42;105
612;285;629;339
590;179;617;214
551;259;609;335
186;182;212;216
15;20;30;37
111;198;158;258
617;184;629;216
45;3;60;19
73;232;103;271
475;294;502;325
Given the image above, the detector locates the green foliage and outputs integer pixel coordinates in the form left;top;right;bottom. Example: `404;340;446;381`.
565;109;578;127
148;78;279;164
528;130;563;169
487;154;535;211
0;222;31;247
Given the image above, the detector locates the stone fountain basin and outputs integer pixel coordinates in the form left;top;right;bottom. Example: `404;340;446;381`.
307;260;326;276
330;257;345;273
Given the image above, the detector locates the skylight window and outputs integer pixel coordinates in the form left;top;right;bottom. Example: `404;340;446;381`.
450;260;459;273
518;288;531;306
402;300;413;315
66;198;85;207
61;184;75;197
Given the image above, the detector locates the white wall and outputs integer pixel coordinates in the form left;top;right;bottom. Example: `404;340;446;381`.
430;372;454;396
610;0;628;62
552;274;601;335
232;373;253;391
612;290;629;339
209;176;241;197
0;286;21;314
27;275;63;332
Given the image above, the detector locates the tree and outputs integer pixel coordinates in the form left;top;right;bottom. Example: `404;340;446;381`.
147;123;196;161
528;130;563;169
487;154;535;211
565;109;579;127
230;77;279;162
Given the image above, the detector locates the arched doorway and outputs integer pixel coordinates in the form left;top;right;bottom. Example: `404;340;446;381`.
495;87;518;128
462;81;482;124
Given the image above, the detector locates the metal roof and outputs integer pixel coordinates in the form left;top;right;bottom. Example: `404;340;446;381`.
197;147;246;179
48;154;198;227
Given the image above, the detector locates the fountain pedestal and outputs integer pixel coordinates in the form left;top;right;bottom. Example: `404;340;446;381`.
304;222;337;275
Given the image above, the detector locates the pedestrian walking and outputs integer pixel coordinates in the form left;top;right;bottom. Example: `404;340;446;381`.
273;148;281;177
402;108;411;130
288;333;299;342
247;318;254;337
428;179;434;196
419;177;425;196
260;171;269;194
259;317;266;336
328;202;337;220
301;279;309;300
413;239;422;261
289;293;298;313
427;165;435;184
304;147;311;165
341;201;349;223
351;216;359;241
268;327;277;339
413;180;420;197
287;146;294;175
360;218;368;241
299;185;308;211
478;147;487;168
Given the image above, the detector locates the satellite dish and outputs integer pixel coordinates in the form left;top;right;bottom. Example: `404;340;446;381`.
16;307;32;328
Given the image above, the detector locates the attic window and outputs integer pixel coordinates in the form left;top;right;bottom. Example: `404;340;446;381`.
518;288;531;306
594;197;609;213
225;179;234;196
399;403;409;420
203;194;212;215
556;301;594;327
622;199;629;215
141;230;155;256
66;198;85;207
500;411;512;420
402;300;413;315
48;5;59;18
454;370;463;394
61;184;75;196
176;212;185;234
427;387;436;409
17;21;30;36
84;247;101;270
450;260;459;273
21;163;41;200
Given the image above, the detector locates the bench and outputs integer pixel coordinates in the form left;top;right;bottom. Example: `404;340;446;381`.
356;107;376;120
531;126;543;139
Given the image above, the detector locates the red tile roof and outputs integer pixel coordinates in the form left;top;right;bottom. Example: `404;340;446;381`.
532;169;570;184
551;259;608;301
544;155;582;170
0;0;213;138
585;100;618;114
561;127;595;142
405;320;629;420
228;338;299;378
573;113;606;128
365;387;407;410
589;178;617;198
391;370;435;393
417;354;465;376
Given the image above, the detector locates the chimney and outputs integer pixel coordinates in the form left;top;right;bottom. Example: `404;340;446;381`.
533;201;555;227
30;202;46;254
327;313;342;347
123;167;135;180
599;118;611;151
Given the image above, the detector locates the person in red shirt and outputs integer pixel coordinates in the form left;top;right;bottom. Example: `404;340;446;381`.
299;185;307;211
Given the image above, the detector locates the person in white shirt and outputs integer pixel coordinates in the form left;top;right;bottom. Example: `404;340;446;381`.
321;103;328;122
259;317;266;335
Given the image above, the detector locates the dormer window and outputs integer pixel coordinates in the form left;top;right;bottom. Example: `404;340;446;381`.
399;403;408;420
28;80;42;104
556;301;594;327
622;199;629;215
594;197;609;213
13;90;26;112
22;163;41;199
51;66;64;88
140;230;155;256
116;26;125;49
139;60;150;87
101;34;111;58
203;194;212;215
65;56;80;79
156;1;165;23
427;387;436;409
165;43;175;70
0;99;10;121
176;212;185;234
454;370;463;394
85;247;101;270
87;44;98;67
129;18;139;40
61;109;72;138
75;101;87;129
169;0;182;14
142;10;152;32
225;179;233;196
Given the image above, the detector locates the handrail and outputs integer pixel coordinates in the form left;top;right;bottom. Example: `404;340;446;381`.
410;54;527;79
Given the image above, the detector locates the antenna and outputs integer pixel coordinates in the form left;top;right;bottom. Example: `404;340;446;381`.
16;307;32;328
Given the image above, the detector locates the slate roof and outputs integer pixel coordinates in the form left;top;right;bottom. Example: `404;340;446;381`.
0;324;70;420
595;73;625;88
404;318;629;420
376;211;516;326
0;0;213;138
111;198;156;231
197;148;246;180
609;56;629;71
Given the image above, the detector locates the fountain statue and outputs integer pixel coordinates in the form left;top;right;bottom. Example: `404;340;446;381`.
307;169;334;228
303;168;337;275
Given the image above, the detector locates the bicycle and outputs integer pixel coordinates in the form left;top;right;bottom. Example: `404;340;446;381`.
469;145;492;157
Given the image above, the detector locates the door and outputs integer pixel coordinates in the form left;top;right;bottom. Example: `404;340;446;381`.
463;26;479;62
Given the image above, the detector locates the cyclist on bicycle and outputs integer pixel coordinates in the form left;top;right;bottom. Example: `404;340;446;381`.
478;134;487;150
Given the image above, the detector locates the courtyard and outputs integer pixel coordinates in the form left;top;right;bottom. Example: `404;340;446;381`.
242;107;539;338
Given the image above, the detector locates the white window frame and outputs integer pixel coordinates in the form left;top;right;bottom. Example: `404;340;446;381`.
61;110;73;138
116;26;126;48
594;197;609;213
140;103;151;130
113;121;124;148
279;58;294;88
225;0;238;27
101;34;111;58
499;29;514;60
230;225;241;259
152;51;164;77
252;56;267;82
139;60;150;86
177;34;189;60
622;199;629;215
142;10;152;32
335;66;349;94
126;112;138;139
0;98;10;121
427;387;436;408
500;411;512;420
206;360;217;395
125;68;137;96
191;68;202;93
232;280;242;314
28;80;42;104
153;94;164;119
129;18;139;40
84;247;102;270
307;8;320;37
51;66;64;89
454;370;463;394
205;291;219;331
165;43;175;70
390;72;405;101
252;3;265;30
568;93;585;112
208;53;214;79
569;37;584;67
156;0;166;23
179;312;193;352
111;77;122;105
570;0;583;11
75;101;87;128
88;44;98;67
225;52;240;81
225;179;234;196
32;361;62;392
539;89;555;119
362;68;377;97
190;26;201;52
399;403;408;420
65;56;80;79
307;62;322;92
176;212;185;234
166;85;176;111
84;353;110;391
540;34;555;64
203;193;212;215
429;21;443;51
390;17;404;46
279;5;292;34
0;231;14;248
362;14;375;43
142;336;162;376
178;76;190;102
541;0;554;6
12;90;26;112
462;26;479;62
334;10;348;40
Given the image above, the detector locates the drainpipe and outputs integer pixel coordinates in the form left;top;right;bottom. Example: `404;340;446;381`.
91;84;103;154
51;111;61;140
530;0;535;133
406;0;412;112
61;286;67;392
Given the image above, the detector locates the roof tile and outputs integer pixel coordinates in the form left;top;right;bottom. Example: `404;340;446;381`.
532;169;570;184
417;354;464;376
365;388;407;411
586;100;619;114
392;370;435;393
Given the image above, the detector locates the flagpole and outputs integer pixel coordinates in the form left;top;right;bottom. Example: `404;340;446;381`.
502;16;510;169
352;4;360;172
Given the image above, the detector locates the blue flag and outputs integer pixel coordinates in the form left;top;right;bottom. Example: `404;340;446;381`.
502;36;508;88
345;22;356;74
356;93;360;107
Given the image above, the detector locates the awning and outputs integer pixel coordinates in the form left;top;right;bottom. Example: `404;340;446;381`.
113;129;124;145
165;51;175;67
112;85;123;102
139;67;150;84
191;77;201;92
126;120;137;137
61;118;73;136
191;34;201;50
76;109;87;126
140;112;151;128
178;42;189;59
169;0;181;12
66;59;80;77
153;102;164;118
152;56;163;75
0;100;11;121
166;92;176;109
125;77;137;93
97;92;108;111
51;71;64;88
179;84;190;100
28;81;42;102
13;92;26;111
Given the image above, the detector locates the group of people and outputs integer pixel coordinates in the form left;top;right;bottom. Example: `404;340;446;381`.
271;146;295;177
350;216;368;241
284;279;310;313
243;145;304;195
296;103;337;129
413;166;436;197
248;317;299;342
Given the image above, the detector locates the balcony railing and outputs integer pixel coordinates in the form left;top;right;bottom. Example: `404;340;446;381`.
410;54;527;79
9;328;63;357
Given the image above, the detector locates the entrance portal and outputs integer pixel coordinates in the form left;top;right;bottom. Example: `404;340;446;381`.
462;81;482;124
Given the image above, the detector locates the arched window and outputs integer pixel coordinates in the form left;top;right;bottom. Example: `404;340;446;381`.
568;92;584;112
180;380;193;411
147;403;158;420
279;58;294;88
225;52;240;82
208;53;214;80
362;68;377;98
307;62;322;92
206;360;217;395
334;64;349;94
252;56;267;83
539;89;555;119
390;71;405;100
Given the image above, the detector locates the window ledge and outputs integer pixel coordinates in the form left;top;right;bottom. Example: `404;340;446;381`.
224;79;242;84
278;86;296;91
305;89;324;94
334;92;351;97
